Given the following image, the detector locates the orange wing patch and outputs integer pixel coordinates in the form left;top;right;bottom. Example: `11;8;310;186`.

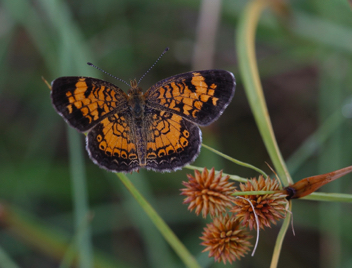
191;73;219;106
146;112;185;159
86;113;140;172
144;109;201;171
66;78;119;123
98;115;137;160
51;77;128;131
145;70;234;126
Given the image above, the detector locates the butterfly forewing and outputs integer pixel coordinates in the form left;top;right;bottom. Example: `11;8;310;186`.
51;77;128;132
144;70;235;126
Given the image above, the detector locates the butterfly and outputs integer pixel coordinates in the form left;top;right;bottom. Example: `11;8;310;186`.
51;67;235;173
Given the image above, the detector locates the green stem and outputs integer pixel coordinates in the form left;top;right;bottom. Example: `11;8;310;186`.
201;143;267;178
67;128;93;268
0;245;20;268
0;204;127;268
302;192;352;202
232;190;278;196
186;165;248;182
236;0;292;186
236;1;292;267
271;202;292;268
116;173;201;268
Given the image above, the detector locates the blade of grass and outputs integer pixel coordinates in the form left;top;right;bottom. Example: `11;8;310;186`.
35;0;97;266
302;192;352;202
270;202;292;268
35;0;94;266
3;0;95;263
67;128;93;268
317;53;345;268
236;0;292;186
38;0;96;76
291;10;352;55
0;245;20;268
59;212;93;268
116;173;201;268
221;2;352;55
109;171;176;268
236;1;292;267
2;0;58;72
0;203;129;268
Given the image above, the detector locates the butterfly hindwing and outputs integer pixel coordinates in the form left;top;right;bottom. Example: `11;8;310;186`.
86;113;140;172
144;108;201;171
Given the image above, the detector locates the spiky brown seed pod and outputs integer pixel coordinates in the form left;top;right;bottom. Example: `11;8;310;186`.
231;176;287;230
180;168;236;218
200;214;252;264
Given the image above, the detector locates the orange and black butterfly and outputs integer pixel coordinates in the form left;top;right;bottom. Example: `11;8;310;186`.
51;53;235;173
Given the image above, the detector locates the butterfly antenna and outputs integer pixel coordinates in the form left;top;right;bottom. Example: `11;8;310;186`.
87;62;130;87
138;47;169;85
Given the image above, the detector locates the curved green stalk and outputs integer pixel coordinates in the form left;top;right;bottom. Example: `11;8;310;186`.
270;202;292;268
0;246;20;268
186;164;249;182
116;173;201;268
236;1;292;267
201;143;267;178
236;0;292;186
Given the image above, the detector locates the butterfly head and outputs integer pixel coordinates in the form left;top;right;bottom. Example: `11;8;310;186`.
128;79;143;96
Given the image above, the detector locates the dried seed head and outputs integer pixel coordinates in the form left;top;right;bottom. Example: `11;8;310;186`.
231;176;287;230
180;168;236;218
200;214;252;264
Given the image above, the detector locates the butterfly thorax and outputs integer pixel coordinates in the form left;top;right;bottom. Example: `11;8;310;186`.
127;79;145;120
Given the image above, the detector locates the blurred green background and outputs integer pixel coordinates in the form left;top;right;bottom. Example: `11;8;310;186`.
1;0;352;267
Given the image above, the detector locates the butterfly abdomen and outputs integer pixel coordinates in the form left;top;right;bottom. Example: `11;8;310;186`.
126;90;148;166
